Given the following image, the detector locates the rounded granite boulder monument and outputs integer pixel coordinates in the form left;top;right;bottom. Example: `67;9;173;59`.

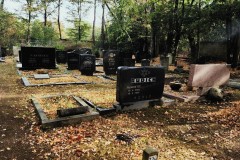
206;87;223;101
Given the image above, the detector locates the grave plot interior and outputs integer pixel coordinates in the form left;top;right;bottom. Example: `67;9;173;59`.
32;95;99;129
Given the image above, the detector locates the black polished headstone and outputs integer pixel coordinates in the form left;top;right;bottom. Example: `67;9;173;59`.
116;66;165;104
19;50;22;63
141;59;150;66
123;58;135;66
56;50;67;64
67;51;80;70
79;54;96;76
103;50;120;75
21;46;56;69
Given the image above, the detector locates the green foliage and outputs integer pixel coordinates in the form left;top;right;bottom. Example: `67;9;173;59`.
66;21;91;42
30;20;58;46
0;9;27;47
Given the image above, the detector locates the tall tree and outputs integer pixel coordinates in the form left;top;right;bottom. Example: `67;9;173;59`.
57;0;62;39
92;0;97;45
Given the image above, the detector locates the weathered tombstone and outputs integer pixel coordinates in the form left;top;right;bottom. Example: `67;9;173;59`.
79;54;96;76
21;46;56;69
123;58;135;66
79;48;92;54
103;50;120;75
160;55;169;71
56;50;67;64
188;64;230;87
141;59;150;66
142;147;158;160
116;66;165;104
67;51;80;70
34;74;50;79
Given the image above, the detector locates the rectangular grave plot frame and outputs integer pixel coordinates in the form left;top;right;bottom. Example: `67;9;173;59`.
31;95;99;129
21;75;91;87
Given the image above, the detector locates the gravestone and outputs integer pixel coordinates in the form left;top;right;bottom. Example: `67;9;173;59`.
123;58;135;66
21;46;56;69
160;56;169;71
188;64;230;87
19;50;22;63
141;59;150;66
56;50;67;64
142;147;158;160
116;66;165;104
75;48;92;55
103;50;120;75
67;51;80;70
79;54;96;76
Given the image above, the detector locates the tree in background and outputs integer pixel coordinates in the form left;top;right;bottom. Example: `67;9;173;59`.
66;20;91;42
30;19;58;45
68;0;92;42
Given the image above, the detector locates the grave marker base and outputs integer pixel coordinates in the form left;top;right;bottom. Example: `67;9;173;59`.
32;95;99;130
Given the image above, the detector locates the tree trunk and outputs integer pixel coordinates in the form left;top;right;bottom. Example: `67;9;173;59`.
101;3;105;49
231;28;240;68
92;0;97;45
77;0;82;41
57;0;62;40
26;0;32;44
188;33;197;63
44;0;47;26
226;9;232;64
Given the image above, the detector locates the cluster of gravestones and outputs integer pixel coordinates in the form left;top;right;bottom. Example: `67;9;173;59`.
19;46;165;105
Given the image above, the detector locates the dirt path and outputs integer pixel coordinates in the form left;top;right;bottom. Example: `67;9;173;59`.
0;58;41;159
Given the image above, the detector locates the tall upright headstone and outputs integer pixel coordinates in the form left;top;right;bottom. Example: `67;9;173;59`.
116;66;165;104
21;46;56;69
56;50;67;64
67;51;80;70
79;54;96;76
103;50;120;75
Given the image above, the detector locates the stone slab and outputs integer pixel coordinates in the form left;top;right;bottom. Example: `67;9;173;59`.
21;76;91;87
32;95;99;129
163;92;200;102
227;79;240;89
34;74;50;79
188;64;230;87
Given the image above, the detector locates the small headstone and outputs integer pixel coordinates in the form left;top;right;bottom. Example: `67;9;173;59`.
21;46;56;69
160;56;169;71
79;54;96;76
103;50;120;75
34;74;50;79
188;64;230;87
56;50;67;64
142;147;158;160
116;66;165;104
141;59;150;66
67;51;80;70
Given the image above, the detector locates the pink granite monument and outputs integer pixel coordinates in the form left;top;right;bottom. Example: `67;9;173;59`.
188;64;230;87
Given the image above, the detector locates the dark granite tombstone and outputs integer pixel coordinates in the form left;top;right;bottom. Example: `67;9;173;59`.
79;54;96;76
67;51;80;70
141;59;150;66
103;50;120;75
116;66;165;104
75;48;92;55
21;46;56;69
19;50;22;63
56;50;67;64
123;58;135;66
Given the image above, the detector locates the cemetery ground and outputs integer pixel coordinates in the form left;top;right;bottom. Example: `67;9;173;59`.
0;57;240;160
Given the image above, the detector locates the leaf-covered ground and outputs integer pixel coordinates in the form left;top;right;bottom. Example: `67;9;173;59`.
0;57;239;160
